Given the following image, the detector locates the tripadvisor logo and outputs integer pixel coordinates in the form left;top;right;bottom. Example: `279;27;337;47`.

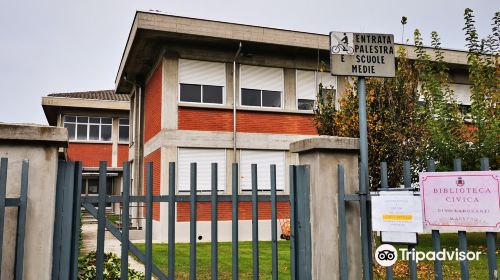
375;244;482;267
375;244;398;267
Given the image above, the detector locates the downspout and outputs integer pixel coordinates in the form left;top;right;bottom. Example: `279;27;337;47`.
233;42;242;163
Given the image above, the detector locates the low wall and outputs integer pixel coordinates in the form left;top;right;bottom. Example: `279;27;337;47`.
0;123;67;280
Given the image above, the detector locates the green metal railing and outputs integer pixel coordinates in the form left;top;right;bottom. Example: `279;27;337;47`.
50;160;310;280
338;157;498;280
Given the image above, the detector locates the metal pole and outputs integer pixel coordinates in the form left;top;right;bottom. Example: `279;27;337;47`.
357;76;371;280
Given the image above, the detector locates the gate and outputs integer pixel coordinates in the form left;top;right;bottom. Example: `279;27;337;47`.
338;157;498;280
50;160;310;280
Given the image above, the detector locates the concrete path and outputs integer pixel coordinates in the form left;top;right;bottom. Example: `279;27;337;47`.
81;223;148;276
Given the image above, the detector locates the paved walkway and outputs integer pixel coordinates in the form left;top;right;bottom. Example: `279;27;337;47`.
81;223;148;276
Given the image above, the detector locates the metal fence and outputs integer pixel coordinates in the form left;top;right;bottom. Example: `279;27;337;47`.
51;160;309;280
0;158;29;280
338;157;498;280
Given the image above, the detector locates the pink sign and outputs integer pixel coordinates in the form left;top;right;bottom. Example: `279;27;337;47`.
420;171;500;232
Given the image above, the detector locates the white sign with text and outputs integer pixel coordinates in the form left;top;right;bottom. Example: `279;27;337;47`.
371;191;423;233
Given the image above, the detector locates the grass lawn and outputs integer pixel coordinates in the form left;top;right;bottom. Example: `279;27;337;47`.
135;241;291;280
136;233;498;280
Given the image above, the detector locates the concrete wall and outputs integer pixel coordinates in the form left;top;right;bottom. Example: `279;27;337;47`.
0;123;67;280
291;136;362;280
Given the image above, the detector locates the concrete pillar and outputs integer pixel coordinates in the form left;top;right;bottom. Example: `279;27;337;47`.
290;136;362;280
0;124;68;280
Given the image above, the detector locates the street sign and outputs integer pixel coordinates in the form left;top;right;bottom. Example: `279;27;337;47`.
329;32;395;77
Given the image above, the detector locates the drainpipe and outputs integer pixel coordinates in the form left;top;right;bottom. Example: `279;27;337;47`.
233;42;242;163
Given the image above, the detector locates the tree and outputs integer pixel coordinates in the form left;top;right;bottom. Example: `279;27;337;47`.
313;9;499;188
462;9;500;170
314;47;427;187
414;29;470;170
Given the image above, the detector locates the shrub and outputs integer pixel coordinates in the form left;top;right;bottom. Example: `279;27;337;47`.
78;251;144;280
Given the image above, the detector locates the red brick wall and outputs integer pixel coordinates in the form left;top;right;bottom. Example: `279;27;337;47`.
144;64;162;142
178;107;318;135
67;143;112;167
144;149;161;221
177;201;290;222
117;144;129;167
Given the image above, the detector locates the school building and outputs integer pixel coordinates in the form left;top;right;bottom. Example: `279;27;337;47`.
42;90;130;213
44;11;473;242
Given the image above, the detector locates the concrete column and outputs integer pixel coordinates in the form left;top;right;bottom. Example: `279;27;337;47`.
111;118;119;167
290;136;362;280
284;68;296;110
0;124;68;280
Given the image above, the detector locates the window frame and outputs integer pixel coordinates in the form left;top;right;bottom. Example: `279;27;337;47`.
63;115;113;143
295;70;338;111
239;65;284;109
118;118;130;143
178;83;225;105
177;59;227;106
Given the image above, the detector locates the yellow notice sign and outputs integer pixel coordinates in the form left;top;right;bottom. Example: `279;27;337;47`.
383;214;413;221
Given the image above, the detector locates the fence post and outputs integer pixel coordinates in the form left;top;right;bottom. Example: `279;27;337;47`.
145;162;153;280
96;161;107;280
290;136;361;280
231;163;239;280
121;162;130;280
70;161;83;280
453;159;469;280
427;159;443;280
190;163;197;280
251;164;259;280
14;160;29;280
480;158;497;280
168;162;176;280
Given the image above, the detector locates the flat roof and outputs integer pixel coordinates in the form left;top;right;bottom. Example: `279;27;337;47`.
115;11;470;93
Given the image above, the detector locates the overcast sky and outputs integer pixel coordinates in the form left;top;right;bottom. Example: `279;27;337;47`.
0;0;497;124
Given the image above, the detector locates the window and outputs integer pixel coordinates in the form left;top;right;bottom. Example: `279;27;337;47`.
240;65;284;108
64;116;112;141
119;118;129;143
178;59;225;105
296;70;337;110
240;150;285;191
178;148;226;192
82;178;114;207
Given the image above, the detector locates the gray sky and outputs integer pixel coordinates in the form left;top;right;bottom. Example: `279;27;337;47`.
0;0;497;124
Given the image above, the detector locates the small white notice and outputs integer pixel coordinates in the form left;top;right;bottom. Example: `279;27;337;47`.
371;191;423;233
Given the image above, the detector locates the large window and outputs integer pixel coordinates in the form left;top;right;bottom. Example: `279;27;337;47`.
64;116;112;141
296;70;337;110
240;150;285;191
119;118;129;143
178;59;225;105
178;148;226;192
240;65;284;108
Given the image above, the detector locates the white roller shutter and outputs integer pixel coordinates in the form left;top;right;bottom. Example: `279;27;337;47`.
451;84;472;105
296;70;316;101
240;150;285;191
317;72;337;89
178;148;226;192
240;65;284;92
179;59;226;86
